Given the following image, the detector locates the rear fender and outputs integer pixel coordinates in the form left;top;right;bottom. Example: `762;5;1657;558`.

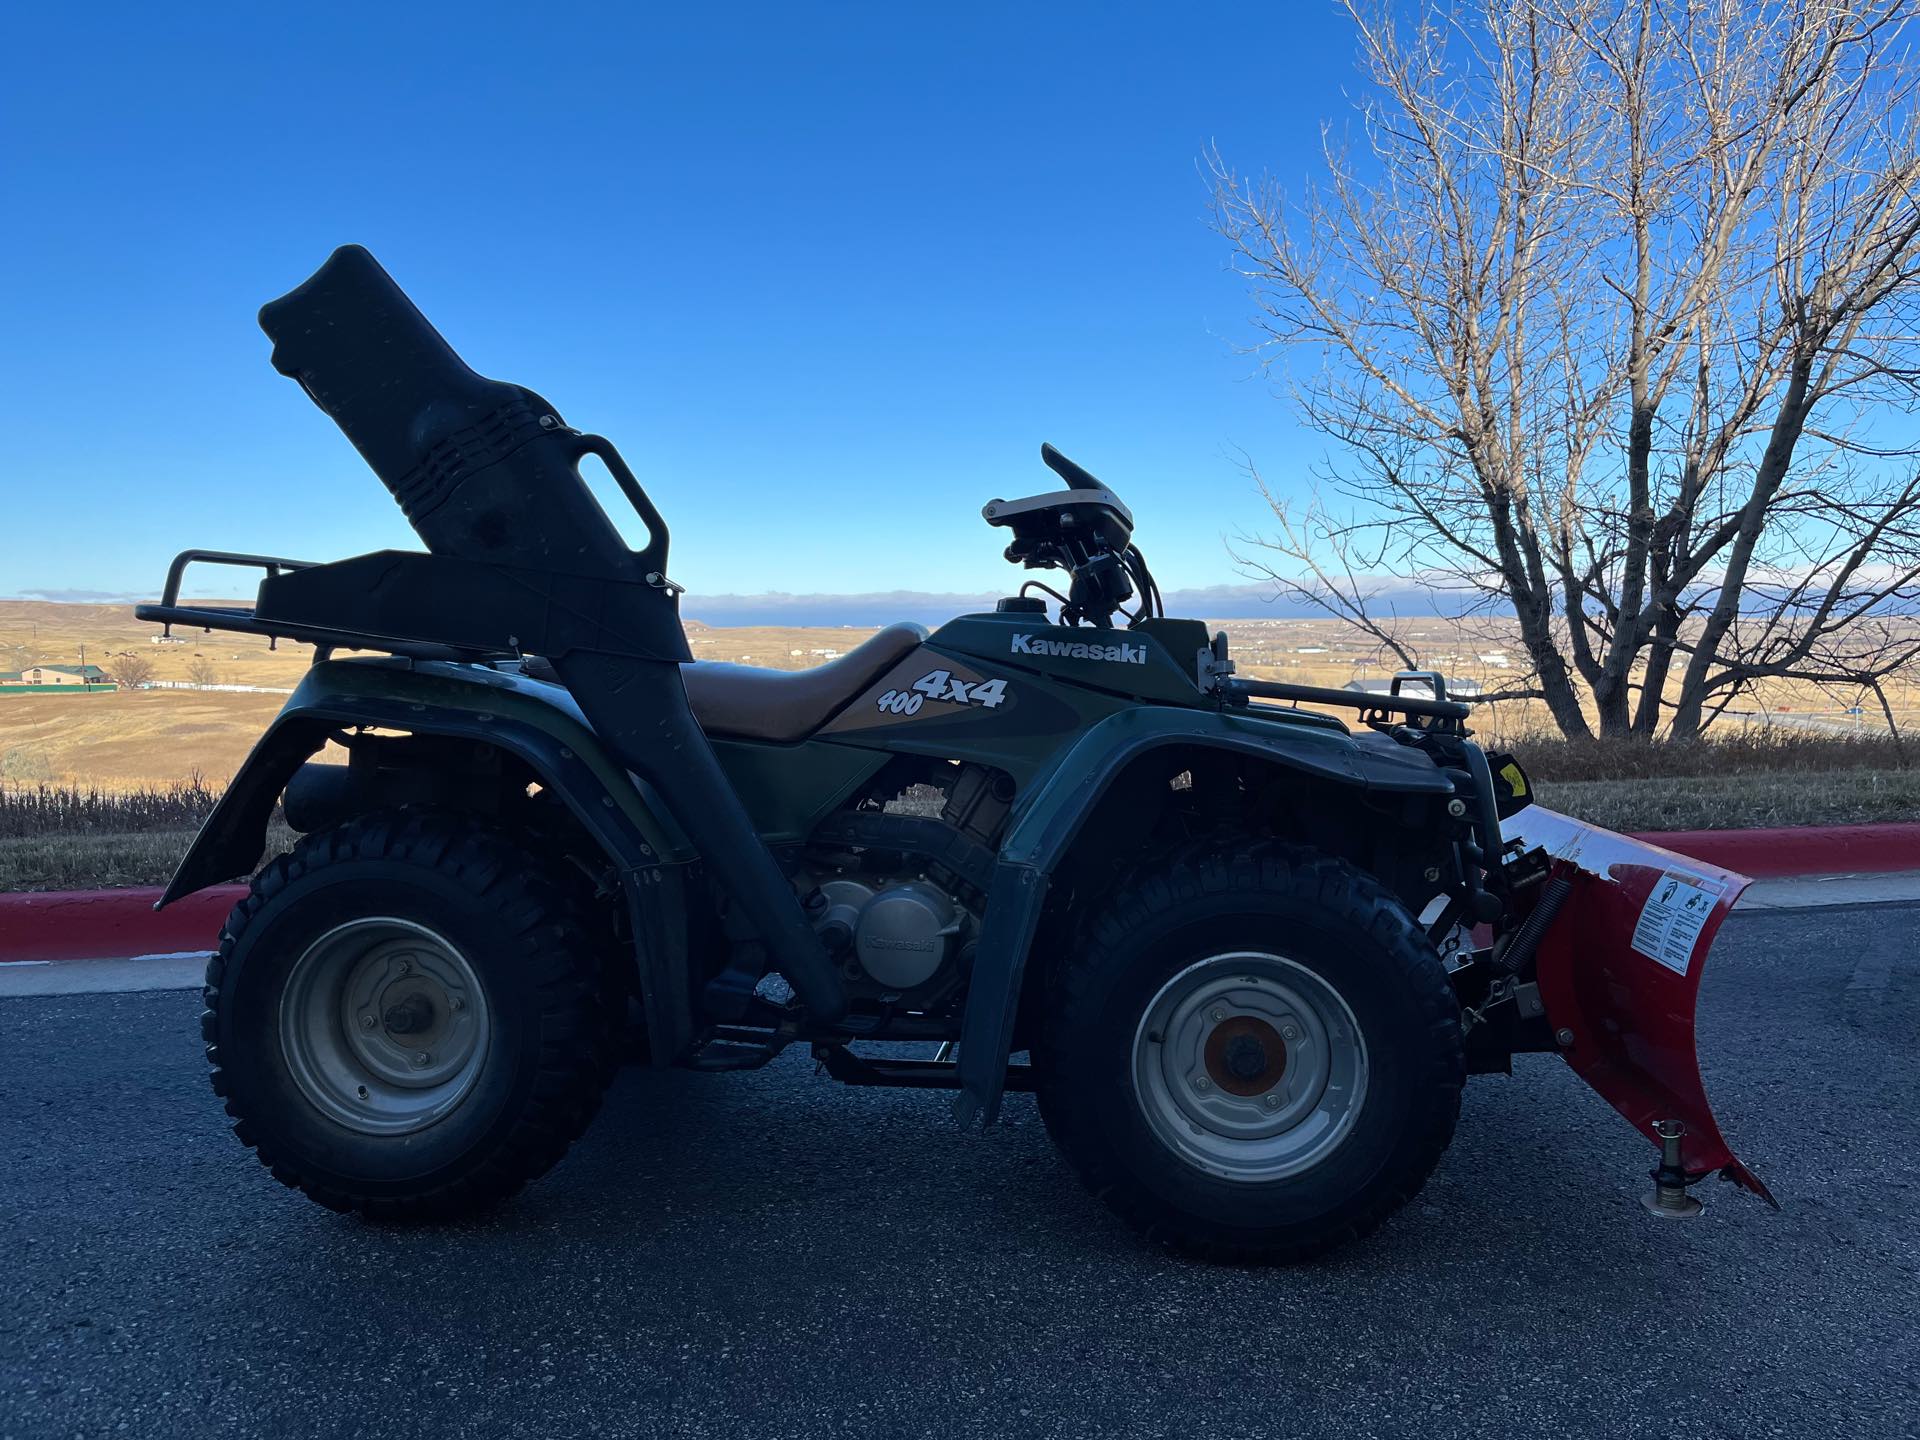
953;705;1457;1125
162;659;687;905
1506;808;1775;1205
160;660;709;1060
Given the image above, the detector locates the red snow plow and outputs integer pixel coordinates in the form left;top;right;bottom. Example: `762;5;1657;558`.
1496;807;1775;1214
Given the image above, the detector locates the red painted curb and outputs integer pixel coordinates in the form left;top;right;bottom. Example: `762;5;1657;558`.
1630;822;1920;878
0;885;246;964
1;818;1916;964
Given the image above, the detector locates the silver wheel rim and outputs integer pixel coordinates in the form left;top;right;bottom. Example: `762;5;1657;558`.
278;918;492;1137
1130;951;1368;1183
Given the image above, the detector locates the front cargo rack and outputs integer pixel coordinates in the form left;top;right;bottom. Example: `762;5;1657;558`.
1225;672;1472;731
134;549;514;662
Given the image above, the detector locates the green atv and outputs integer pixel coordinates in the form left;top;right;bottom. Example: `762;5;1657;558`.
140;247;1771;1262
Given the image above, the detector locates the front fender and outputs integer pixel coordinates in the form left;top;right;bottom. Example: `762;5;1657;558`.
954;705;1455;1125
161;659;689;905
1001;704;1453;869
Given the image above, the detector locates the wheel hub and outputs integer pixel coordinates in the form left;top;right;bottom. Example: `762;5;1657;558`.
381;992;435;1035
1206;1017;1286;1095
279;919;492;1136
1131;952;1369;1184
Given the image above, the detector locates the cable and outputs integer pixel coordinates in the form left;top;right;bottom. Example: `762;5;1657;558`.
1128;548;1154;619
1122;545;1162;623
1019;578;1074;612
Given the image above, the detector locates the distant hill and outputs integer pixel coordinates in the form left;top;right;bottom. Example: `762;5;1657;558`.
677;580;1481;628
7;578;1483;630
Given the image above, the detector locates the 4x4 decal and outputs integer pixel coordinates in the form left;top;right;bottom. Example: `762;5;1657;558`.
877;668;1010;716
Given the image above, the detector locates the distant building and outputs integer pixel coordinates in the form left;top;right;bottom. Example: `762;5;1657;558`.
0;664;116;692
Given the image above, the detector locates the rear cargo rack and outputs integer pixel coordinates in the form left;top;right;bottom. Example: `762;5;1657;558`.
133;549;510;662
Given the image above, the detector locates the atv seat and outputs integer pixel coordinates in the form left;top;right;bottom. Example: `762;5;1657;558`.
682;622;927;743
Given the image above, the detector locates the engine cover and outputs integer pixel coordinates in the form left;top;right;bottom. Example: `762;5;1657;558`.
815;878;959;992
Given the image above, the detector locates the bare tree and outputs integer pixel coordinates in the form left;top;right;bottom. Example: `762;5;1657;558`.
1214;0;1920;739
185;657;221;688
106;653;154;689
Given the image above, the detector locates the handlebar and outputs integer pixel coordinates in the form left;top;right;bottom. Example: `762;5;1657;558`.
1040;442;1105;491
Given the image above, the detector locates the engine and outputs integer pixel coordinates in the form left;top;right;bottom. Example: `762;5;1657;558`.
798;763;1009;1011
809;875;971;1007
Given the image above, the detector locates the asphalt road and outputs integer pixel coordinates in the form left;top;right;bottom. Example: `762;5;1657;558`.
2;903;1916;1439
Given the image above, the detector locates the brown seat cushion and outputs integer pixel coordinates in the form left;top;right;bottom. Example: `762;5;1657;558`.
681;622;928;742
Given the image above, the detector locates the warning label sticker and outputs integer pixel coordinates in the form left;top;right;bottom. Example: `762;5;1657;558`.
1631;873;1720;976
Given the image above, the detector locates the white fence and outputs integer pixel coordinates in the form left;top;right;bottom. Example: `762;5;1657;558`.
137;681;296;695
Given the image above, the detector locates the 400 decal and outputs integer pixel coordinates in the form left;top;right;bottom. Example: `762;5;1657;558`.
875;668;1010;716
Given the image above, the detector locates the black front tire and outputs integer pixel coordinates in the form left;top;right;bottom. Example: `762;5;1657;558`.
1036;843;1464;1263
203;809;619;1219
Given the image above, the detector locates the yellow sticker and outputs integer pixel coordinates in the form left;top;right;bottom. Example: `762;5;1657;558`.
1499;761;1529;797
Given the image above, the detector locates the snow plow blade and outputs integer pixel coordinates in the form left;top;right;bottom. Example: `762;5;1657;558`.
1504;808;1776;1208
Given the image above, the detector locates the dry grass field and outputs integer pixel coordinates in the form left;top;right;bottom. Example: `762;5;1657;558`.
0;689;291;787
0;599;319;691
2;599;1916;888
11;598;1913;788
0;601;883;786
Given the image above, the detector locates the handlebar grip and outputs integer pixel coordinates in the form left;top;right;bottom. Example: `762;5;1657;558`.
1040;442;1104;492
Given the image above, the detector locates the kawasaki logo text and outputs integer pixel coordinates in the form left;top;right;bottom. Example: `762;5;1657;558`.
1010;634;1146;664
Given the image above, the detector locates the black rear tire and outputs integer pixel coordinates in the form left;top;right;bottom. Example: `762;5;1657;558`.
1036;843;1463;1263
203;809;619;1219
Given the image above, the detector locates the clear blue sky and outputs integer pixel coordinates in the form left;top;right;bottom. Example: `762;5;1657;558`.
0;1;1357;610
